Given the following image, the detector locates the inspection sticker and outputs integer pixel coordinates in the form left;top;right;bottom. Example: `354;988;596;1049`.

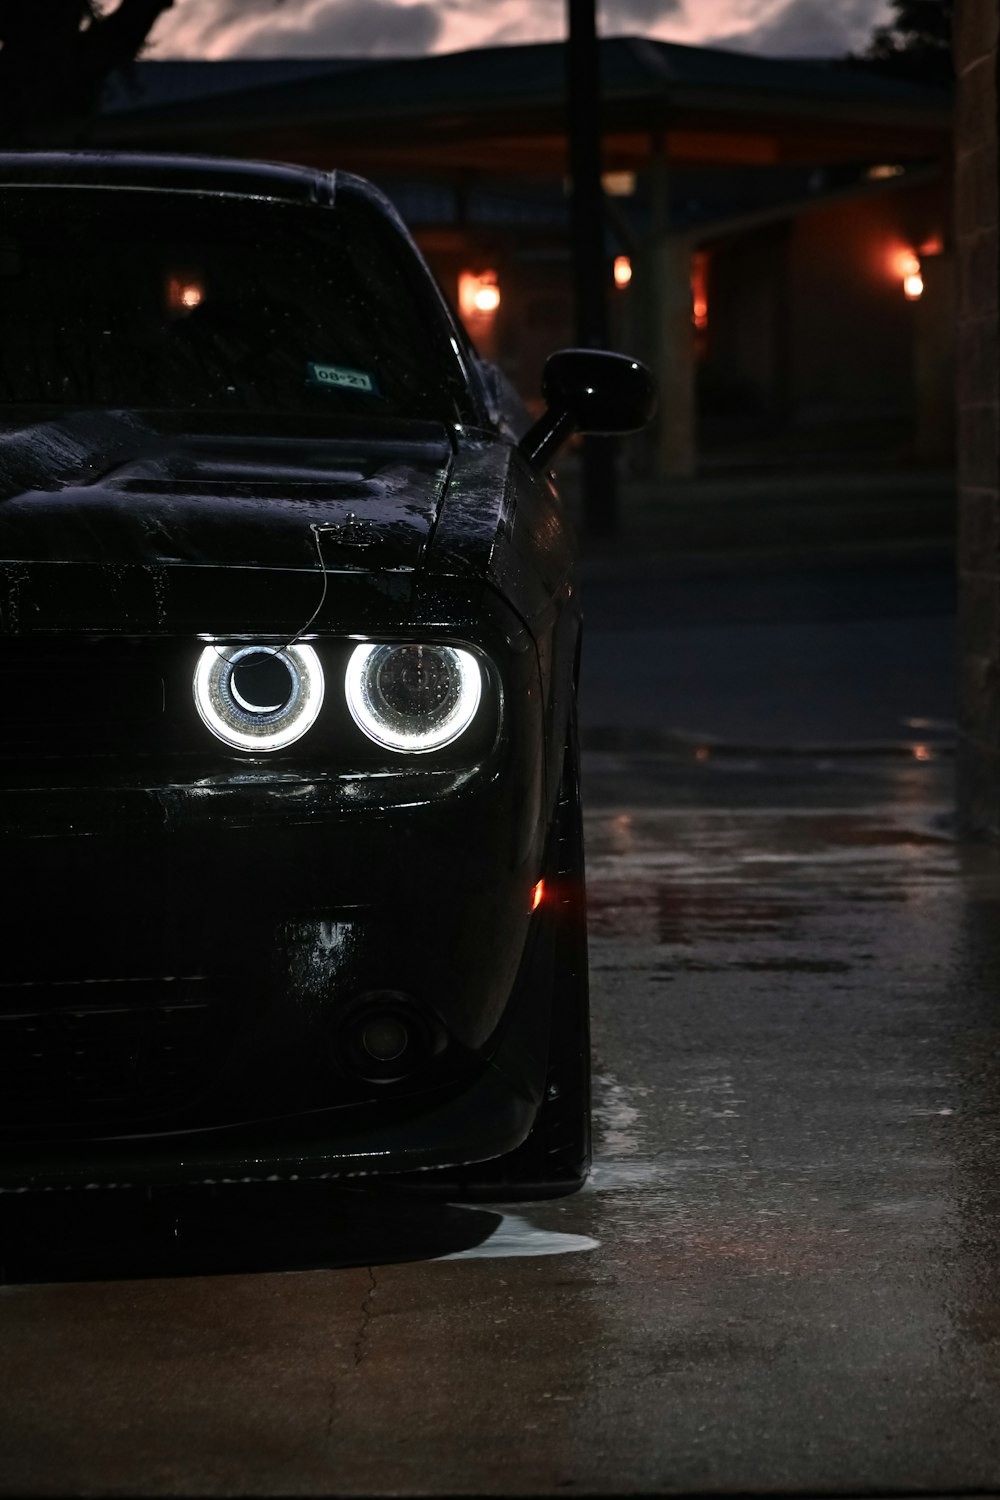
307;362;379;395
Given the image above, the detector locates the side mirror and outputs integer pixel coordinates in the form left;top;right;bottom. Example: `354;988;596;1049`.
518;348;657;469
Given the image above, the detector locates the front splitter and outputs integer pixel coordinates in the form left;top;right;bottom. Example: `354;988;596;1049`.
0;1051;541;1192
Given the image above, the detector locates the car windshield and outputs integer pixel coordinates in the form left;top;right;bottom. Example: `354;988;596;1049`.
0;185;472;423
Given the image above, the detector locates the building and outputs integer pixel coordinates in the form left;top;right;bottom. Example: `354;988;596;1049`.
954;0;999;837
95;37;954;476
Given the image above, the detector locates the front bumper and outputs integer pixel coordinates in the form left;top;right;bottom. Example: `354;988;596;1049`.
0;917;552;1191
0;743;553;1187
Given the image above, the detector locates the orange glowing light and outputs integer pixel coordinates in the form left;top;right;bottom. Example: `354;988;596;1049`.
691;251;708;330
893;247;925;299
919;235;944;257
167;274;205;315
913;744;933;761
473;284;500;313
613;255;632;288
531;879;545;912
602;171;637;197
459;270;500;320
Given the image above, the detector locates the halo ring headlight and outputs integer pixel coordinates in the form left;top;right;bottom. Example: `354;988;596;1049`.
345;643;481;753
194;643;324;752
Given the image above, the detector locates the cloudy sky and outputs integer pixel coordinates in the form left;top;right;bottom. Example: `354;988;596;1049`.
147;0;894;62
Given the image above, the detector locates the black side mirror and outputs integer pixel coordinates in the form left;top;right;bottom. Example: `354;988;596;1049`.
518;348;657;469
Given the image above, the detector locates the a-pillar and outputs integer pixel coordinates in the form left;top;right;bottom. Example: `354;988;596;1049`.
635;140;696;479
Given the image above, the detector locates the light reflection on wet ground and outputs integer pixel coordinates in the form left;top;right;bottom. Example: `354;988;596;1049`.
5;752;1000;1496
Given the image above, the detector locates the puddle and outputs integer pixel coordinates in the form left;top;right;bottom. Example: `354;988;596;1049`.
589;1159;665;1190
593;1072;651;1157
669;956;853;974
587;1071;664;1195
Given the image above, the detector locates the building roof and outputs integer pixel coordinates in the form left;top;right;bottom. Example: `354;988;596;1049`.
103;38;951;116
100;58;361;115
382;158;940;249
94;37;952;176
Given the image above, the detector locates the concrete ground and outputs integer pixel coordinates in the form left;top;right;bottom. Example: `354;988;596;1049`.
567;456;955;562
4;491;999;1497
578;549;956;751
4;752;1000;1496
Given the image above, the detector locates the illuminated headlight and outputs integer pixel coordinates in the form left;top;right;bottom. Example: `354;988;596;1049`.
345;643;482;753
193;643;324;752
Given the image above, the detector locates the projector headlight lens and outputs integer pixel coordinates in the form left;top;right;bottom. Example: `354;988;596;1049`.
345;643;482;753
193;643;324;752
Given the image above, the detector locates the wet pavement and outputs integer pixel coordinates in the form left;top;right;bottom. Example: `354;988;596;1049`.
5;555;1000;1496
578;550;957;750
4;747;1000;1496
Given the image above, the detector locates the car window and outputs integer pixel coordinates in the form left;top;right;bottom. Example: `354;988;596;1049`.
0;186;474;423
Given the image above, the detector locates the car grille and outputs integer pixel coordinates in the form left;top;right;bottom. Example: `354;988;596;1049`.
0;977;229;1128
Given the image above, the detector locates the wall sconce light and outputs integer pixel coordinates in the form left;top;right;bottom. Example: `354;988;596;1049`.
166;274;205;315
603;171;637;197
895;249;923;300
691;250;708;328
459;270;500;319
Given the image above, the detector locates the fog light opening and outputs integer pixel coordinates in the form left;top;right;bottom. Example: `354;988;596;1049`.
360;1015;410;1063
336;991;441;1085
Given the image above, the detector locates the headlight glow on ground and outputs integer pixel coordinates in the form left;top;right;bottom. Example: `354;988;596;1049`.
193;643;324;752
345;643;482;753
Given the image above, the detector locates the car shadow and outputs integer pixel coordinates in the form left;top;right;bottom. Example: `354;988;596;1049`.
0;1181;502;1284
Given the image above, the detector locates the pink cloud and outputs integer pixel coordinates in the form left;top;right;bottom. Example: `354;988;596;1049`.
147;0;892;60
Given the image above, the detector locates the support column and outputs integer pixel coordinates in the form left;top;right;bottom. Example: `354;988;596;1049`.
648;233;696;479
955;0;1000;835
565;0;618;537
636;141;696;480
913;251;957;463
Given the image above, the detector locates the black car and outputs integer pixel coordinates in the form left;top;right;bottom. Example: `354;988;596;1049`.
0;153;654;1197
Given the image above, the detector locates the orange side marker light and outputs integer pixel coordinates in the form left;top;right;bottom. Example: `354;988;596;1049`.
531;879;545;912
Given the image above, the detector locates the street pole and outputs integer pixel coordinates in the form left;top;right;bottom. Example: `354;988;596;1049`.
565;0;618;538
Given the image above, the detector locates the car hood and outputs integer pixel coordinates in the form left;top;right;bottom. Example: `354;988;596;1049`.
0;409;452;573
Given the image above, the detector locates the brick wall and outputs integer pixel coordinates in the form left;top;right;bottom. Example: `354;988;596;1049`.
956;0;1000;835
